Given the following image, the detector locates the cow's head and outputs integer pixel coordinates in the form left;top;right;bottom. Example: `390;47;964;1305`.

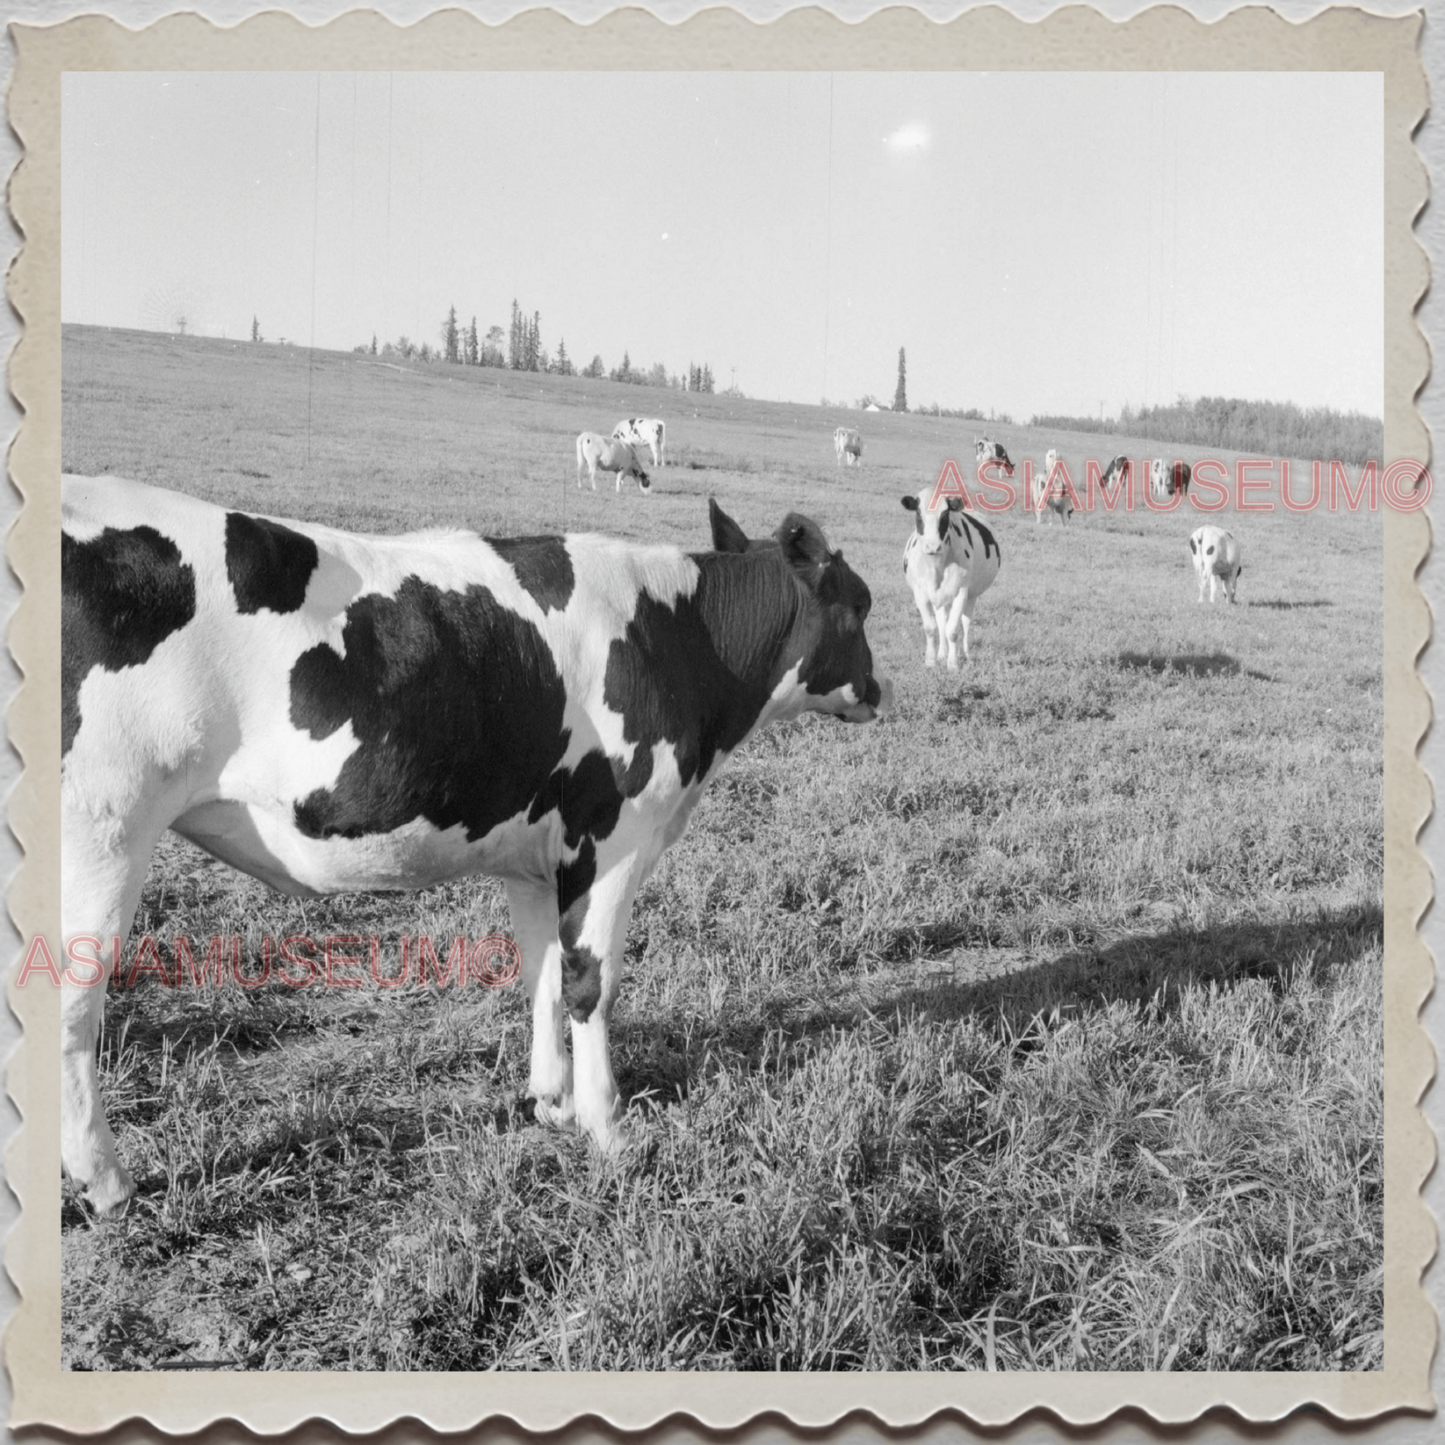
901;488;962;556
974;437;989;460
708;500;889;723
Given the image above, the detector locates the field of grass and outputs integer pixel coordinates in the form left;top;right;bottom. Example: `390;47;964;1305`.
59;325;1383;1371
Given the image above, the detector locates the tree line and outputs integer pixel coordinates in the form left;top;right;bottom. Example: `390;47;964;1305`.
352;299;719;393
1029;396;1383;466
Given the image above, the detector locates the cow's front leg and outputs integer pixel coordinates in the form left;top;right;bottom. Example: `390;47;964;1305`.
946;593;974;668
915;595;940;667
937;600;963;670
61;814;162;1215
504;879;573;1126
559;856;644;1154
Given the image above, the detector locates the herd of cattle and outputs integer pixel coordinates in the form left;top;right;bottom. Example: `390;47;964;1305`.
896;433;1241;671
59;412;1242;1214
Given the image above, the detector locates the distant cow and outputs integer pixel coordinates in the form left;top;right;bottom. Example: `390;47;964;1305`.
1152;458;1192;501
1189;524;1243;604
835;427;863;467
577;432;651;493
612;417;666;469
59;475;891;1214
1033;448;1073;525
900;486;1002;669
1101;455;1130;491
974;436;1015;476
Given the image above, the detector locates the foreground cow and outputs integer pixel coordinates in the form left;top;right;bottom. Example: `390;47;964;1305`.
1033;448;1073;525
1152;458;1192;501
60;476;891;1213
1101;455;1130;491
974;436;1015;476
834;427;863;467
901;486;1002;669
612;417;666;469
1189;524;1243;603
576;432;650;492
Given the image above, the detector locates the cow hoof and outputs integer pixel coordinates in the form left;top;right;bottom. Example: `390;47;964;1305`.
947;660;960;672
528;1092;577;1130
86;1163;137;1218
925;655;938;669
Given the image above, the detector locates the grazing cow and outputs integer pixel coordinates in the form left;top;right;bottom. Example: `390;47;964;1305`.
612;417;666;469
1189;524;1243;604
1151;458;1192;501
834;427;863;467
1101;455;1130;491
1033;448;1073;525
900;486;1002;669
974;436;1015;476
577;432;650;493
60;475;891;1213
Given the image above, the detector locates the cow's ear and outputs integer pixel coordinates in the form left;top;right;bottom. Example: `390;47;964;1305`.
900;495;919;511
776;513;831;577
709;498;751;554
945;496;963;512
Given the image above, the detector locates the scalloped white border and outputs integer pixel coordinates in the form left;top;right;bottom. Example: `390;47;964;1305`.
2;4;1433;1434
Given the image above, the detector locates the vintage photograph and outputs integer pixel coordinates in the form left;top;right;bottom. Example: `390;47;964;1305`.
52;60;1395;1381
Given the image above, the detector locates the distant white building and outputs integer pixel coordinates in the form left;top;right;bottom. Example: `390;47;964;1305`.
865;402;883;412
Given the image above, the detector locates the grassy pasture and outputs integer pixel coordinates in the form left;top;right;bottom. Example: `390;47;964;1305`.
60;325;1382;1371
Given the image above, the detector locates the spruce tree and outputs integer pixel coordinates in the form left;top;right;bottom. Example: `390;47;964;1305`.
894;347;908;413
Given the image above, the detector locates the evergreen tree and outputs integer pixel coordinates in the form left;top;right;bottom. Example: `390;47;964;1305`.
509;300;522;369
369;334;377;356
555;337;573;376
466;317;479;366
443;306;460;364
584;354;605;379
251;316;261;343
894;347;908;412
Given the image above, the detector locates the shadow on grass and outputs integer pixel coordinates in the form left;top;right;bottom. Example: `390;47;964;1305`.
1117;650;1275;683
620;902;1382;1102
1250;599;1334;610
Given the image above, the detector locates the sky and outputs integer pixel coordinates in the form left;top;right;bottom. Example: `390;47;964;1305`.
61;70;1383;419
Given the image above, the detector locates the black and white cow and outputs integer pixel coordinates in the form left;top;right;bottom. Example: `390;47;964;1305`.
900;486;1002;669
974;436;1015;477
1101;455;1130;491
1151;458;1192;501
1189;524;1243;604
612;417;666;470
60;476;891;1214
577;432;651;493
834;427;863;467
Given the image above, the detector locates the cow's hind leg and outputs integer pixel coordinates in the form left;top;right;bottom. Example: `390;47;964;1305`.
60;814;165;1215
505;879;573;1126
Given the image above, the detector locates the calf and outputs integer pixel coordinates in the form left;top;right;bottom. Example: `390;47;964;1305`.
974;436;1015;476
577;432;651;492
900;486;1002;669
1033;448;1073;525
1189;524;1243;603
834;427;863;467
60;476;891;1213
612;417;666;469
1101;455;1130;491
